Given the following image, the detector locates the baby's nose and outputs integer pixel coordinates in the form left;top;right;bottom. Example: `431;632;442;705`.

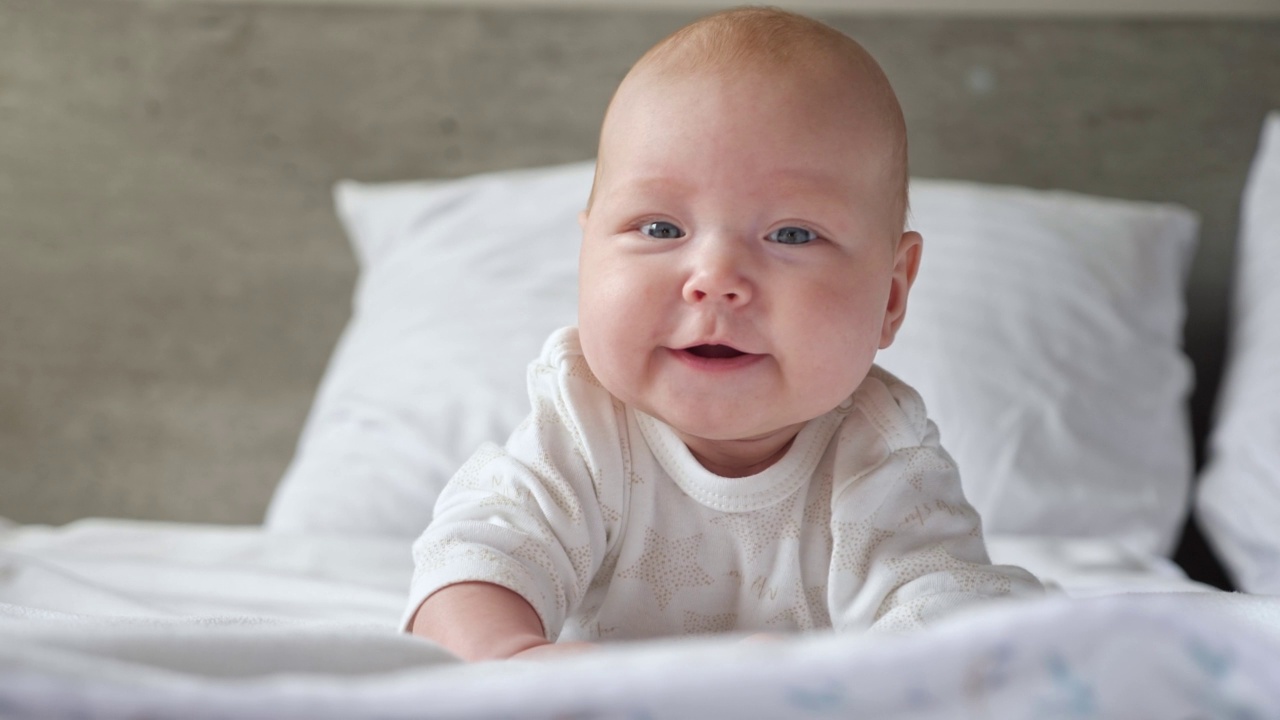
687;286;742;303
682;241;752;306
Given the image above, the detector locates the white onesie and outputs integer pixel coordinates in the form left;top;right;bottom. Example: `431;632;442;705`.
403;327;1041;641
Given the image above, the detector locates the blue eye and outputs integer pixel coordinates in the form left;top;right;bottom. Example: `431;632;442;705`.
640;221;685;239
768;226;817;245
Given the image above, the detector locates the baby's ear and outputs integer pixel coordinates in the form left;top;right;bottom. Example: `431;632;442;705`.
578;210;588;231
879;231;923;349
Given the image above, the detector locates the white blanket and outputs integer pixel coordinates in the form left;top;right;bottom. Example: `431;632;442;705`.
2;519;1279;719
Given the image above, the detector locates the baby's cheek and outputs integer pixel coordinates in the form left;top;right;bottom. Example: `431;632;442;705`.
798;324;878;402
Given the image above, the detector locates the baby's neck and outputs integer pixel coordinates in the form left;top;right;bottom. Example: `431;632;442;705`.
678;426;803;478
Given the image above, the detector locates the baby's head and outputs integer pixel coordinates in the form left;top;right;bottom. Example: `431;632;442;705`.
577;7;922;475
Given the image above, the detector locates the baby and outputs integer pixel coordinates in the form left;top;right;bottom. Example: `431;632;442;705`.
405;7;1041;661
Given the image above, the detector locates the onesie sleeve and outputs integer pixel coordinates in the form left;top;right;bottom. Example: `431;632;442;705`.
400;328;623;641
827;370;1043;634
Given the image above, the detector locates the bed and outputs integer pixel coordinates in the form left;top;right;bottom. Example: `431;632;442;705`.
3;0;1280;716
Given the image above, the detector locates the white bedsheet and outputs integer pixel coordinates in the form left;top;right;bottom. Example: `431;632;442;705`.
1;519;1278;719
0;519;409;623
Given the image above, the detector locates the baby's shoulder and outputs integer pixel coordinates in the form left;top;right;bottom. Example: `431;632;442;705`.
845;365;933;449
536;326;586;367
533;326;608;387
528;326;618;431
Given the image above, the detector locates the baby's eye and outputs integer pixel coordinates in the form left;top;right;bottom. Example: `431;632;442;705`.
640;221;685;239
767;226;817;245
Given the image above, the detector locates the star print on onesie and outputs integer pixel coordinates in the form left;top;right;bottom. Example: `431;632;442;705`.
617;528;715;611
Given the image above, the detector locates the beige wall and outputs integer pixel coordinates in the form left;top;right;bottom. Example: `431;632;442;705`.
123;0;1280;17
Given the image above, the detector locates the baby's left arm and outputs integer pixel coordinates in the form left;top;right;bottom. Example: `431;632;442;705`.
826;427;1042;633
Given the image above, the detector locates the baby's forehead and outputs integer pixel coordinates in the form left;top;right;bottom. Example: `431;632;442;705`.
614;54;903;163
592;8;909;224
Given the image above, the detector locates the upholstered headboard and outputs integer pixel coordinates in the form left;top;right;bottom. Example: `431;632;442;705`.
3;1;1278;576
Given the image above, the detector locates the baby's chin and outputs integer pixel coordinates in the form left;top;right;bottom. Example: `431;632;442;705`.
650;403;807;445
605;377;825;444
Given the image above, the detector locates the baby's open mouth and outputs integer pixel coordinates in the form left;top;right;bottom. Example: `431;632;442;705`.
684;344;747;359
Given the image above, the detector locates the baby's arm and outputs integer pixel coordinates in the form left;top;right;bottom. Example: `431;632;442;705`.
410;582;548;661
828;380;1041;632
405;436;609;659
829;443;1042;632
402;334;622;659
411;582;594;661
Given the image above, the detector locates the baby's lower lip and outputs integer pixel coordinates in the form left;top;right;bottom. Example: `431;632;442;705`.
668;347;765;371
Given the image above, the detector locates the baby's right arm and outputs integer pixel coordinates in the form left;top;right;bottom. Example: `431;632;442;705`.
410;581;595;661
410;581;550;661
402;331;623;659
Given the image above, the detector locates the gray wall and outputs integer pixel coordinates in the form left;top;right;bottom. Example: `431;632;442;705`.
119;0;1280;17
2;0;1278;526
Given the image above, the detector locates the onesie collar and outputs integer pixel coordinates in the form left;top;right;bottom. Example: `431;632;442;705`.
633;400;850;513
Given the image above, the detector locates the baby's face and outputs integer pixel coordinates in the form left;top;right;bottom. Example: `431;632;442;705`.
578;64;919;472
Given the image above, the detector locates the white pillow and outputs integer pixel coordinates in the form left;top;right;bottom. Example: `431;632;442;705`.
267;162;1198;557
880;182;1196;555
1196;112;1280;592
266;162;590;536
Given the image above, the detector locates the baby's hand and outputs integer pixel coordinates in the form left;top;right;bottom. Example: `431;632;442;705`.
509;640;597;661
